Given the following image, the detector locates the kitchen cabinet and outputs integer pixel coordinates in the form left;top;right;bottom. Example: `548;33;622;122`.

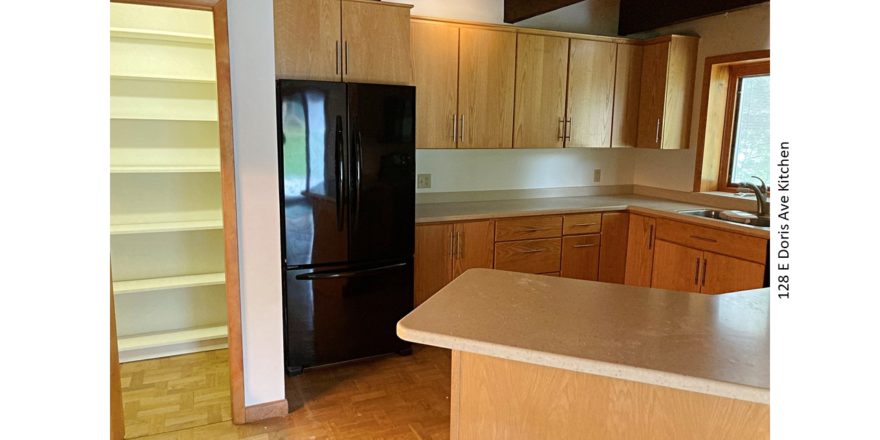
565;39;617;148
597;212;629;283
561;235;600;280
274;0;413;85
495;238;562;274
411;20;459;149
496;215;563;241
636;36;698;149
651;219;767;294
611;43;643;148
458;26;517;148
411;21;516;149
624;214;655;287
513;33;569;148
414;221;495;306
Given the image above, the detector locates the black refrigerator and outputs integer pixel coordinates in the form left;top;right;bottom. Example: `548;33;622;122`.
276;80;415;375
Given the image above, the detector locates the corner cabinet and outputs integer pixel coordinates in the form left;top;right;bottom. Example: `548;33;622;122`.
274;0;413;85
414;221;495;306
636;36;698;149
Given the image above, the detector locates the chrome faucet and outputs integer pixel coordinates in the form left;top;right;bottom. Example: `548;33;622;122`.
739;176;770;217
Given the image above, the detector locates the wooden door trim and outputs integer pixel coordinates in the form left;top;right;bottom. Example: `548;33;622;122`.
110;0;247;425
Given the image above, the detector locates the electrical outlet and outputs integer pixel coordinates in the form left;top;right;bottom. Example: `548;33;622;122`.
593;169;601;183
417;173;432;189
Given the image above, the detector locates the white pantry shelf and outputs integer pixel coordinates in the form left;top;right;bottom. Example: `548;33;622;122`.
117;325;228;363
110;114;218;122
111;73;216;84
110;219;223;235
111;26;214;45
113;272;225;295
110;165;220;174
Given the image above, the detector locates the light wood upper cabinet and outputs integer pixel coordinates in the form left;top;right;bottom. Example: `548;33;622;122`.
651;239;702;293
624;214;655;287
611;43;643;148
412;20;459;149
566;39;616;148
700;252;765;294
458;27;517;148
636;36;698;149
274;0;413;85
513;33;569;149
274;0;342;81
341;0;413;85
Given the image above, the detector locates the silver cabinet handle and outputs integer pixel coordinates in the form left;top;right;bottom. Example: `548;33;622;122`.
701;258;707;287
456;231;464;259
694;257;700;285
521;227;551;232
648;224;654;250
450;231;456;259
344;41;349;75
690;235;717;243
519;248;545;253
565;118;572;140
557;118;564;140
452;114;457;142
572;223;597;227
573;244;597;248
459;114;464;142
655;118;661;144
335;41;340;75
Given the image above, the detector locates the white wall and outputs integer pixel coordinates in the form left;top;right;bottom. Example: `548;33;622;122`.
226;0;286;407
409;0;623;193
417;148;634;193
631;3;770;191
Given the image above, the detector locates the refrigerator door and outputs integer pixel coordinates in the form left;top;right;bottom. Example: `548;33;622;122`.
284;259;413;372
346;83;416;264
277;80;349;268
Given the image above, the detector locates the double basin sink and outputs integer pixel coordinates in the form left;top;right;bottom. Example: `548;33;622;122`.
677;209;770;228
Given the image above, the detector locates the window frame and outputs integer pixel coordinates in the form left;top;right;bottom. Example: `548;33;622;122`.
717;61;770;192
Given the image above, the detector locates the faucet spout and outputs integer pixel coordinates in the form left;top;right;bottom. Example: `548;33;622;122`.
739;176;770;217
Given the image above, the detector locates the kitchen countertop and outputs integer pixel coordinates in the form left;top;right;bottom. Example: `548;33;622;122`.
397;269;770;403
416;193;770;238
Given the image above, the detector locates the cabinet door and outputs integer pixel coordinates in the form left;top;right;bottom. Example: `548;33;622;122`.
458;27;516;148
660;36;698;150
651;240;701;293
341;0;413;85
412;20;460;149
636;42;669;149
414;224;454;306
274;0;341;81
700;252;765;294
597;212;629;284
495;238;562;274
611;43;643;148
453;220;495;277
624;214;655;287
566;39;616;148
561;235;600;280
513;33;569;148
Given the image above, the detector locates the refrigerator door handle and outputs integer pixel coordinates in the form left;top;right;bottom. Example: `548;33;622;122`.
295;262;407;280
352;124;363;227
334;115;345;231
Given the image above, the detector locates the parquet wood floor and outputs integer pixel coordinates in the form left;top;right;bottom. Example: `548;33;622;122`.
132;345;452;440
121;349;232;438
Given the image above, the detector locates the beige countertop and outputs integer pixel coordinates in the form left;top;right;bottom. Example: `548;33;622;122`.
397;269;770;403
416;193;770;238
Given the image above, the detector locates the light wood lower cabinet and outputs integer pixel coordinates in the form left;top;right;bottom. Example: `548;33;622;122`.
651;240;703;293
414;220;495;306
652;239;765;294
624;214;655;287
561;235;600;280
495;238;561;274
701;251;765;294
597;212;629;284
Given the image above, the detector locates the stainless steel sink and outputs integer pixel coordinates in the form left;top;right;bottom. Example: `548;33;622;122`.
677;209;770;228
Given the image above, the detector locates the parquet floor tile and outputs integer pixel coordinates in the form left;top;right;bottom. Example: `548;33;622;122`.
133;345;452;440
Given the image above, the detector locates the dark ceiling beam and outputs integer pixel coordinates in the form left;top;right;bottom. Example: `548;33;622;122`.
619;0;768;35
504;0;584;23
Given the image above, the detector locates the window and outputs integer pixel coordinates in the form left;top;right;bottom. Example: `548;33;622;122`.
719;61;770;190
694;51;770;193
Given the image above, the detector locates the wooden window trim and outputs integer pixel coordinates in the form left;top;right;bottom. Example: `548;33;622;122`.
693;50;770;192
717;61;770;192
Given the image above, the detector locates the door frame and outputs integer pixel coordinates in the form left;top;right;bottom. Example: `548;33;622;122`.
110;0;246;426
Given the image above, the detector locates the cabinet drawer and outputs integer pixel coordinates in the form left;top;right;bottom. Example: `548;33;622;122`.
655;218;767;264
562;213;602;235
494;238;561;274
560;234;600;280
495;216;562;242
